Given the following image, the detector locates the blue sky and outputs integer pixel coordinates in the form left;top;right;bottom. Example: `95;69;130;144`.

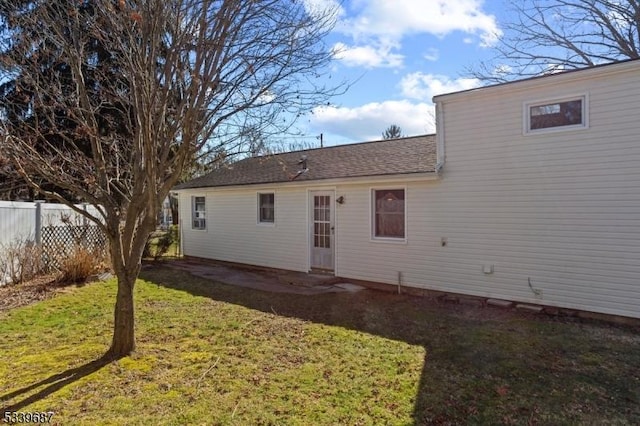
297;0;510;146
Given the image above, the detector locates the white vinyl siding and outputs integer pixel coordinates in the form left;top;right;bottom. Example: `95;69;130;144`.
178;61;640;319
423;62;640;318
336;180;431;286
180;187;308;272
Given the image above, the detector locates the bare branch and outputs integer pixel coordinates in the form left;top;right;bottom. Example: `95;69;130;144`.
468;0;640;83
0;0;341;357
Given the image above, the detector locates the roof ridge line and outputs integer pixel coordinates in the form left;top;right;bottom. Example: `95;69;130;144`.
250;133;436;159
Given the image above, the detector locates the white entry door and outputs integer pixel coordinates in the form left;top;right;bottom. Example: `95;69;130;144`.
309;191;335;272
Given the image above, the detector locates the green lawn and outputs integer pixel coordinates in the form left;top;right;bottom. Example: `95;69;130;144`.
144;228;180;259
1;266;639;425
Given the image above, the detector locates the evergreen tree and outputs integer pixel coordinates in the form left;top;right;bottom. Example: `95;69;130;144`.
382;124;403;139
0;1;133;202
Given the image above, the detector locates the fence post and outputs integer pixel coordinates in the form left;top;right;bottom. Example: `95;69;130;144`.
82;203;88;226
34;200;44;245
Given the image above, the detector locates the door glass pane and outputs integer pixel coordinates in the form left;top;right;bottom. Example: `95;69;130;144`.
313;195;332;248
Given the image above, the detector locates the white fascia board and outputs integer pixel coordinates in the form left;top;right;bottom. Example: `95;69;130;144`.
176;172;440;193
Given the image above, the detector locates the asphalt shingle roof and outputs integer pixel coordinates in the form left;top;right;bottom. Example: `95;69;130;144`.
174;134;436;189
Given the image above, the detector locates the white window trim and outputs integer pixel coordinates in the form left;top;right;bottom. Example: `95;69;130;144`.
191;195;207;231
523;93;589;136
370;186;408;244
257;191;276;226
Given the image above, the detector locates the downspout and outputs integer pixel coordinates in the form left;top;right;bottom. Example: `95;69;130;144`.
434;100;445;175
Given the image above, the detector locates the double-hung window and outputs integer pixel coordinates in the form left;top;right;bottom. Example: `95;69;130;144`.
372;189;405;240
258;192;275;224
192;196;206;230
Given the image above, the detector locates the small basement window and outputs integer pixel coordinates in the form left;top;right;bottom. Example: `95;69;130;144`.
372;189;405;239
525;95;587;133
192;196;206;230
258;192;275;223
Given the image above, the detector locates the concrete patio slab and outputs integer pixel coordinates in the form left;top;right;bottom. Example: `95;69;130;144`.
334;283;366;292
164;259;365;295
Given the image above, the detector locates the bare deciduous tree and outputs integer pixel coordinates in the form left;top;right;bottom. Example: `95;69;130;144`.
470;0;640;83
0;0;339;358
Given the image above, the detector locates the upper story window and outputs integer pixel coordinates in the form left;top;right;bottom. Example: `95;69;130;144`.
372;189;405;240
192;196;206;230
525;95;587;134
258;192;275;223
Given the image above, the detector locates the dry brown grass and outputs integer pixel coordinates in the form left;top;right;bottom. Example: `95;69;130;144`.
57;246;104;284
0;237;45;285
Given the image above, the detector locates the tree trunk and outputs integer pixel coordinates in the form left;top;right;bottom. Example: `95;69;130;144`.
170;195;179;226
107;272;136;358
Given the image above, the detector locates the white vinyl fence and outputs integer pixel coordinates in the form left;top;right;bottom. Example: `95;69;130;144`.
0;201;103;284
0;201;101;246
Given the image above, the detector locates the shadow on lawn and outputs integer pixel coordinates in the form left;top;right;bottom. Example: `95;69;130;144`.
0;356;112;416
142;266;640;424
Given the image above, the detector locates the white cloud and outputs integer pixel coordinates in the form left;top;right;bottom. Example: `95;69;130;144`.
399;72;480;100
258;89;276;103
331;0;502;68
491;64;512;78
302;0;345;20
309;100;435;141
544;63;566;75
423;48;439;62
303;71;483;142
341;0;499;40
332;42;404;68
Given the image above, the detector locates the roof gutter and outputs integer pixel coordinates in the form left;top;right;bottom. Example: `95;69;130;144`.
173;171;439;192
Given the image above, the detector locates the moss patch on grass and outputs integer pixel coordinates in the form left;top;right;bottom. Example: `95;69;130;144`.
1;266;639;425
